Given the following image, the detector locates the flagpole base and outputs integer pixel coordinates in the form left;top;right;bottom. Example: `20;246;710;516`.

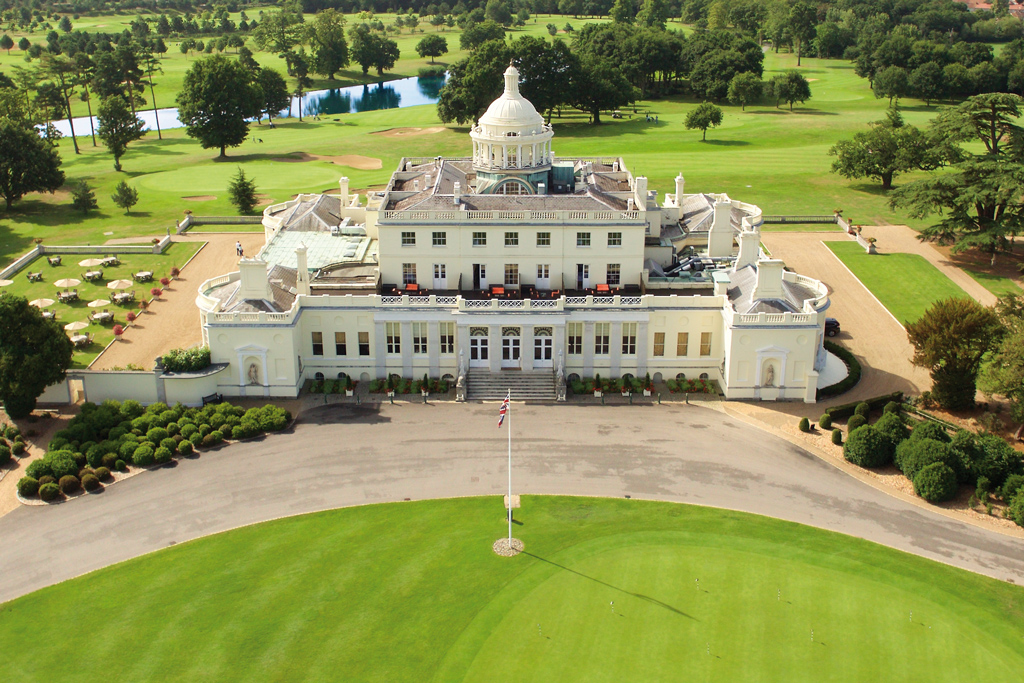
493;537;524;557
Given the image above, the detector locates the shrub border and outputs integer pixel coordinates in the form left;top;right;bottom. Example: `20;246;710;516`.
816;340;862;399
825;391;904;421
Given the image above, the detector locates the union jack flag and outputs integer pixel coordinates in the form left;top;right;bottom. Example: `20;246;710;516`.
498;391;510;427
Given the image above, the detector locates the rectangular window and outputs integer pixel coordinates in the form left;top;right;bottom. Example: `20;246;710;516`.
440;322;454;354
653;332;665;357
700;331;712;357
577;232;591;247
505;231;519;247
402;263;416;285
472;231;487;246
401;231;415;246
335;332;346;356
537;231;551;247
537;264;549;279
358;331;370;356
594;322;610;355
386;322;401;354
607;264;621;286
568;322;583;355
413;322;427;355
621;323;637;355
608;232;622;247
432;231;446;247
505;264;519;286
677;332;689;357
311;331;323;356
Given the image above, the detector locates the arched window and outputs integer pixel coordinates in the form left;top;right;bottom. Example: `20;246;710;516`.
699;373;709;381
676;372;686;380
337;372;348;379
495;179;531;195
314;372;325;381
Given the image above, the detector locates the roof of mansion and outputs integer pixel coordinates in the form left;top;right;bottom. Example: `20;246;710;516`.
211;264;298;314
728;265;819;315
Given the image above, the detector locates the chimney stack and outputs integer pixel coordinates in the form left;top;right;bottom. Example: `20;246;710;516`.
735;230;759;269
634;176;648;209
453;182;461;204
338;176;349;204
238;258;272;302
413;179;420;191
753;259;785;301
675;173;685;200
537;182;546;195
296;244;311;297
708;197;734;258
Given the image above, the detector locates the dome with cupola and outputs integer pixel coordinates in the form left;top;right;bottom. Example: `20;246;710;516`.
470;65;554;193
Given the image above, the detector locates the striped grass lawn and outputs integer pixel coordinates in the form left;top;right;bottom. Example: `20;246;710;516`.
0;496;1021;682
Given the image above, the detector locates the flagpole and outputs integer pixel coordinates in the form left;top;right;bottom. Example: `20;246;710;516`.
507;388;512;544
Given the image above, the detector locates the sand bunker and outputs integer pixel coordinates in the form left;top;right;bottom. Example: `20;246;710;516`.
255;194;274;205
273;152;382;170
370;127;446;138
182;195;217;201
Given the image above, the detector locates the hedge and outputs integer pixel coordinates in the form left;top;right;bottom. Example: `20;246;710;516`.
913;462;958;503
825;391;903;420
161;346;212;373
816;341;862;399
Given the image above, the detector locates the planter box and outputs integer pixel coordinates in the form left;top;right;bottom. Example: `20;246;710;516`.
421;390;429;397
643;389;652;397
593;390;602;398
621;392;630;397
386;390;395;397
345;389;354;397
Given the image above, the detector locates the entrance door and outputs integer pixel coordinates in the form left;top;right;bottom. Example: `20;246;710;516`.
470;336;488;367
501;337;521;369
537;264;550;290
433;263;447;290
576;264;590;290
534;337;553;367
473;264;488;290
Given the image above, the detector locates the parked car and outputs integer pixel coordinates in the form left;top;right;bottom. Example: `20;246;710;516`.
825;318;840;337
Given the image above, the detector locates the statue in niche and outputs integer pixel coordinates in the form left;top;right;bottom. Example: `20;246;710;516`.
764;363;775;387
248;362;260;386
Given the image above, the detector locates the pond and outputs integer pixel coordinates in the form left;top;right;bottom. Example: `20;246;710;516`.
48;74;447;137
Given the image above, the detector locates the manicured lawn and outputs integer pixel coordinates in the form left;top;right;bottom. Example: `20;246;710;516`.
1;241;202;367
827;241;969;324
0;496;1021;682
964;268;1023;298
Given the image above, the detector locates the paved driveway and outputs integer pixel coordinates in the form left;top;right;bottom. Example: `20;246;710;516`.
1;403;1022;604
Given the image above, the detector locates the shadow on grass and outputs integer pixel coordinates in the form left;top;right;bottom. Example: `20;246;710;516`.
523;552;698;621
703;139;751;147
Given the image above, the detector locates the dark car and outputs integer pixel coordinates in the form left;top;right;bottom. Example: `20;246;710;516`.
825;318;840;337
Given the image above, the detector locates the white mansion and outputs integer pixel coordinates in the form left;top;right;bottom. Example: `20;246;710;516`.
196;66;834;402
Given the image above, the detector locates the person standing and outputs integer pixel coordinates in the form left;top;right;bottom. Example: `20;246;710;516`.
236;241;243;257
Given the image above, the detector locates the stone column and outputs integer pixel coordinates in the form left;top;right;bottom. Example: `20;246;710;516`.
400;322;413;378
582;322;595;377
522;325;535;372
374;321;387;379
636;321;649;378
610;322;622;377
489;325;501;372
428;321;440;377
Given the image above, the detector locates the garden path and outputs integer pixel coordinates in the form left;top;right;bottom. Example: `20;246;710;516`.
90;233;265;371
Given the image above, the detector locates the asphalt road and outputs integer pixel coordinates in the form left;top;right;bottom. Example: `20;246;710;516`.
1;402;1022;604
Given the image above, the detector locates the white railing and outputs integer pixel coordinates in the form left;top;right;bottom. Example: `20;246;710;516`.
531;300;558;309
565;296;588;306
408;296;431;304
730;311;818;326
620;297;642;305
498;299;525;309
381;296;403;305
436;296;458;305
464;299;492;308
593;298;615;306
380;209;644;223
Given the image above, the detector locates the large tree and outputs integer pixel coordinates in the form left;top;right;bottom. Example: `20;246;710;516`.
569;54;635;124
228;167;258;214
252;10;303;56
307;9;349;80
787;2;818;67
829;108;945;190
0;117;64;210
512;36;576;120
40;54;80;154
872;65;909;104
766;70;811;111
416;34;448;64
97;95;145;172
0;294;74;418
459;20;505;51
685;101;724;141
93;44;145;117
891;93;1024;263
176;55;260;158
257;67;291;124
437;40;510;124
907;297;1003;411
727;71;763;110
349;25;400;76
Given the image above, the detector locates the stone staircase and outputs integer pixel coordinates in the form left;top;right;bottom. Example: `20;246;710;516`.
466;369;556;401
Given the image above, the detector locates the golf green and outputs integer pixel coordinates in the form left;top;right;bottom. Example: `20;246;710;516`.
0;496;1020;682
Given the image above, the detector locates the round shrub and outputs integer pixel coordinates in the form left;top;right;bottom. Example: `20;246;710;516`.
71;451;86;467
1007;492;1024;527
5;425;20;440
17;476;39;497
38;475;55;487
843;425;890;468
180;423;198;439
177;440;194;456
798;417;810;433
847;414;868;432
832;428;843;445
913;462;958;503
25;459;52;480
47;451;79;480
115;459;127;472
130;415;153;432
895;438;955;481
153;446;172;464
883;401;901;414
854;402;870;418
159;409;179;426
0;444;10;466
819;413;832;430
209;414;226;430
11;441;25;456
38;482;60;501
160;437;178;454
220;424;234;440
145;401;169;416
81;473;100;491
78;467;94;479
119;441;138;460
58;475;80;494
119;399;144;419
873;412;908;458
132;444;155;467
166;422;180;436
1000;474;1024;502
101;453;118;468
198;424;212;437
94;466;111;481
910;421;950;443
146;427;169;445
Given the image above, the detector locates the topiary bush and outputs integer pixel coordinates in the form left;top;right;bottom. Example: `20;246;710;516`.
220;424;234;440
895;438;956;481
166;422;180;436
913;462;958;502
132;444;155;467
1000;474;1024;502
38;475;55;487
819;413;832;430
160;437;178;454
909;421;950;444
843;425;889;468
94;466;111;481
847;414;868;432
974;433;1024;489
58;475;80;494
1007;492;1024;527
81;473;100;491
873;412;908;460
119;441;138;460
883;401;901;414
798;417;810;432
0;444;10;466
101;453;118;469
832;428;843;445
25;459;52;480
11;440;25;456
180;423;198;439
146;427;169;445
115;459;127;472
17;476;39;497
38;482;60;501
177;440;194;456
854;402;870;418
153;446;172;464
47;451;79;480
